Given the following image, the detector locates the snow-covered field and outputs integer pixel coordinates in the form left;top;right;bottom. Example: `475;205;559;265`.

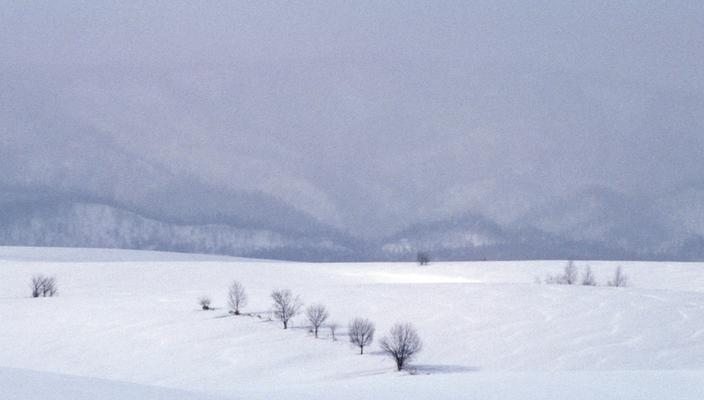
1;246;704;399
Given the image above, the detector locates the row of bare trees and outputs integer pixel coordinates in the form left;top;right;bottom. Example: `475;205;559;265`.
200;281;422;371
544;261;629;287
269;288;422;370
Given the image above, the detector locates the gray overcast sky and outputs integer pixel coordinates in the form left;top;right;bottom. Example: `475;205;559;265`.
1;1;703;237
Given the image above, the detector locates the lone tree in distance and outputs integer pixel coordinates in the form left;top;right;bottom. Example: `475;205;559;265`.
380;322;423;371
271;289;303;329
348;317;375;354
416;251;430;266
305;303;329;338
227;280;247;315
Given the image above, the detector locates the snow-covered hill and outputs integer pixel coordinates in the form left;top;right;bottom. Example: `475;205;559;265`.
1;246;703;399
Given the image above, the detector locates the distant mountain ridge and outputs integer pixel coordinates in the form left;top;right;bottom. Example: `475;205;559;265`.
2;62;703;260
2;187;704;261
0;198;364;262
379;188;704;262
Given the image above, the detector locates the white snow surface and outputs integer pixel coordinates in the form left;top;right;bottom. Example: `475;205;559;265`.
0;367;228;400
1;246;704;399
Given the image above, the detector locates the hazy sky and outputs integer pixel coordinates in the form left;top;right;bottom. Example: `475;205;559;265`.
1;1;703;237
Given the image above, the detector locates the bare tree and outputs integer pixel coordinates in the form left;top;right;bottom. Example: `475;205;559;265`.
563;260;578;284
198;296;212;310
30;275;58;298
416;251;431;266
581;266;597;286
380;322;423;371
227;280;247;315
545;260;579;285
348;317;375;354
544;274;558;284
305;303;329;338
271;289;303;329
329;321;338;341
608;266;629;287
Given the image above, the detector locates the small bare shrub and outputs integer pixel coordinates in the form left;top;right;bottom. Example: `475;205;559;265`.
581;266;597;286
305;303;329;338
545;260;578;285
30;275;58;298
198;296;212;310
329;321;338;341
380;322;423;371
43;277;58;296
608;266;629;287
348;317;375;354
563;260;578;284
31;275;44;298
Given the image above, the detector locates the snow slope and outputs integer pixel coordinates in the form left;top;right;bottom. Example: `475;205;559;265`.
1;246;703;399
0;367;228;400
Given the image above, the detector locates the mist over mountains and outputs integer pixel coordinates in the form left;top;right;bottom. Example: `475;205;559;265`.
2;182;704;261
1;1;703;261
